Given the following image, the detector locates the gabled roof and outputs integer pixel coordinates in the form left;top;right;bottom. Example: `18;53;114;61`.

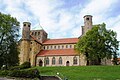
37;49;78;56
43;38;79;45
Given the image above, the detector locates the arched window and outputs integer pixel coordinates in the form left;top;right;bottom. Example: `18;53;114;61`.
86;18;89;20
24;24;26;26
62;45;64;49
47;46;49;49
66;45;68;48
35;32;37;36
73;56;77;64
28;25;30;27
58;46;60;49
38;32;40;35
43;46;45;50
45;57;49;65
54;46;56;49
59;57;62;64
52;57;56;65
39;59;43;66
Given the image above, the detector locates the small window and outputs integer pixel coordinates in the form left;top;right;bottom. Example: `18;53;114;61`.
66;45;68;48
35;32;37;36
28;25;30;27
54;46;56;49
62;45;64;49
30;48;32;51
50;46;52;49
43;46;45;49
86;18;89;20
69;45;72;48
47;46;49;49
58;46;60;49
24;24;26;26
38;32;40;35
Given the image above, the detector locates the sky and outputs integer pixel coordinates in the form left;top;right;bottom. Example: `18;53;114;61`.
0;0;120;42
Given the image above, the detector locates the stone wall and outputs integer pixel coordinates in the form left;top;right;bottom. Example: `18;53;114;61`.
19;39;30;65
30;40;42;66
36;55;80;66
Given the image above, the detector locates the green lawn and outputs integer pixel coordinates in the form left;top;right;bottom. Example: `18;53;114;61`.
36;65;120;80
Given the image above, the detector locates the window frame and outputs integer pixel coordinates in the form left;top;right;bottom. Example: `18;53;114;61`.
59;57;62;64
73;56;77;65
52;57;56;65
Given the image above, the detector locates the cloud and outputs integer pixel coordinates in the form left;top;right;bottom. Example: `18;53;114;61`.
23;0;63;34
0;0;120;41
80;0;119;22
79;0;120;40
108;15;120;40
23;0;83;38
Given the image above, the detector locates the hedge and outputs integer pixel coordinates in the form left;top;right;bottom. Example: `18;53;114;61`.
8;68;40;78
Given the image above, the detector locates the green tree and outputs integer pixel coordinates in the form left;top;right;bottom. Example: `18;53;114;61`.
75;23;119;65
0;12;20;68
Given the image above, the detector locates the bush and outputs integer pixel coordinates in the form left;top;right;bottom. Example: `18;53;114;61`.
21;62;31;69
0;70;9;77
0;62;38;78
8;68;40;78
10;66;22;70
10;62;31;70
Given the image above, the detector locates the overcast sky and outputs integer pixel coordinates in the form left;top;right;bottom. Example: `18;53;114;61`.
0;0;120;41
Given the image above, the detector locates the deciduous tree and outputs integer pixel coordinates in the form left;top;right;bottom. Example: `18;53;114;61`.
75;23;119;65
0;12;20;68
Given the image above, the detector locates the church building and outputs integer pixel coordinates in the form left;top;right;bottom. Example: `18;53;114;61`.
19;15;111;66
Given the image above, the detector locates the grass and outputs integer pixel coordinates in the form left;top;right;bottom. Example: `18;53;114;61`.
35;65;120;80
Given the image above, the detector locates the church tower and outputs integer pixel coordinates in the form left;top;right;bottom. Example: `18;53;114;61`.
19;22;31;64
82;15;93;35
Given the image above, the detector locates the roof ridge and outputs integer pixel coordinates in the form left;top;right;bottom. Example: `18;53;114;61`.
46;37;78;40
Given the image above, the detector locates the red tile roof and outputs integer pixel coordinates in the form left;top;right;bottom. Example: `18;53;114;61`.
37;49;78;56
43;38;79;45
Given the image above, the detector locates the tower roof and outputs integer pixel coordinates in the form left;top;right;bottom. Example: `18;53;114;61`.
23;22;31;25
83;15;92;18
32;24;43;30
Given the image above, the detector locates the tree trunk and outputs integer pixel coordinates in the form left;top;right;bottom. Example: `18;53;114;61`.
92;58;101;65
